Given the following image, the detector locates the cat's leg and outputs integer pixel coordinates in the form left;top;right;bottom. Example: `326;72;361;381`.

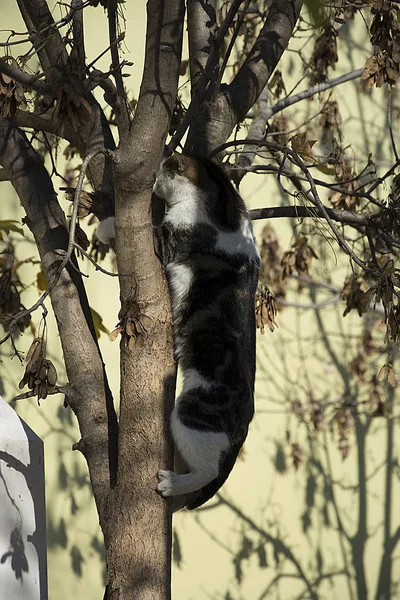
157;409;229;497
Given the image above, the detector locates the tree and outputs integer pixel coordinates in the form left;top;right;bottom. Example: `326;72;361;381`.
0;0;400;598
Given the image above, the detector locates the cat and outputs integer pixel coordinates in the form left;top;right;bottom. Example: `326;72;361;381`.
153;152;260;510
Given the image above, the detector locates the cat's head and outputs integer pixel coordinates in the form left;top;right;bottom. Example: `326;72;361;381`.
153;153;246;229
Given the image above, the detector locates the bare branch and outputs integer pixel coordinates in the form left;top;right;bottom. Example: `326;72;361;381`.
249;204;372;227
265;68;364;121
73;243;118;278
233;83;269;185
232;69;363;185
104;1;186;596
187;0;217;93
0;58;52;95
71;0;86;77
16;0;68;71
184;0;303;154
107;0;130;134
0;116;117;520
212;0;252;100
228;0;303;121
278;294;341;310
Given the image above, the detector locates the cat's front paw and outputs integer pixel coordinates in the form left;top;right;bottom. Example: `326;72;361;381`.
157;470;174;497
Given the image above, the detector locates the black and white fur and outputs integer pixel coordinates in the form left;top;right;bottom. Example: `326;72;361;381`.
153;153;260;510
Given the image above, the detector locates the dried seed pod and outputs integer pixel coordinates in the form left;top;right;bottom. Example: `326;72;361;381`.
27;372;36;390
109;327;121;342
38;362;47;382
39;381;48;400
46;360;58;387
18;373;28;390
26;339;44;374
25;337;42;365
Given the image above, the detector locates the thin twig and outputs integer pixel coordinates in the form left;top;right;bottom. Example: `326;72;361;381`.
0;1;92;48
107;0;130;135
213;138;375;270
212;0;251;102
278;294;341;310
387;87;399;163
263;68;364;121
73;242;118;277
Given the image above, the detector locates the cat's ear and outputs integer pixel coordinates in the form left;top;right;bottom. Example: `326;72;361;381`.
166;153;184;175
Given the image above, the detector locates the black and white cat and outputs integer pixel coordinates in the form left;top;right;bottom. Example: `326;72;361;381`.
153;153;260;510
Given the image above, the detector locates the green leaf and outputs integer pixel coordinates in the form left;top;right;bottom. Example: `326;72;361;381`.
0;219;25;236
90;307;110;339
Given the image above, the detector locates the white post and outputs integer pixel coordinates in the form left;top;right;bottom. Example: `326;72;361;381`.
0;395;48;600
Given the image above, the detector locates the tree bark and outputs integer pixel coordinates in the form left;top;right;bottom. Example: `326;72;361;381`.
104;1;185;598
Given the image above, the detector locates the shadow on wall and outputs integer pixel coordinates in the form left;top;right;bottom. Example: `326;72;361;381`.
0;396;48;600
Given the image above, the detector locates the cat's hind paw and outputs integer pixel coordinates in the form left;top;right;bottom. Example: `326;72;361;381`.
157;470;174;497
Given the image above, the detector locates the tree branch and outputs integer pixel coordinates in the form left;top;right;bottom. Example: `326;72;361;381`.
232;68;363;186
233;83;269;185
265;68;363;121
0;58;52;96
16;0;68;71
0;116;117;520
108;0;130;135
170;0;245;152
228;0;303;121
187;0;217;93
71;0;86;78
249;204;372;227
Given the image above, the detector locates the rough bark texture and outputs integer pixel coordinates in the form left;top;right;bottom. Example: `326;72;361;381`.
104;1;185;598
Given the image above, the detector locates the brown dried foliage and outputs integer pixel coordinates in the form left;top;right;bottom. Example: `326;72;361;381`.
362;2;400;87
341;275;374;317
0;57;26;118
281;236;318;280
327;142;361;211
110;305;153;350
18;336;58;403
259;224;286;297
309;24;338;85
266;115;289;146
255;284;278;333
0;245;31;333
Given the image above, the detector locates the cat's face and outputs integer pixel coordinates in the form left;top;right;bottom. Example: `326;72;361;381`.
153;154;204;205
153;153;246;230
